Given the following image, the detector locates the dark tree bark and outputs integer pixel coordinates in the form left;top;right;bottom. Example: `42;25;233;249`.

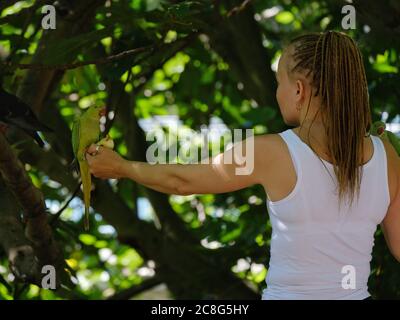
0;179;40;284
0;134;63;286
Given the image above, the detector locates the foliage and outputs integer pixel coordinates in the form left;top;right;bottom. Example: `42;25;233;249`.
0;0;399;300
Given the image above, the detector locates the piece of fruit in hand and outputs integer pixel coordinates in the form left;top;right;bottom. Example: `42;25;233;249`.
96;134;114;150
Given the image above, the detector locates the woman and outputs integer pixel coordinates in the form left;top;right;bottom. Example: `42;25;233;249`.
86;31;400;299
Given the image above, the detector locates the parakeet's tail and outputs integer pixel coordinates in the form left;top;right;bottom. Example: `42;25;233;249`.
84;206;90;231
79;161;91;231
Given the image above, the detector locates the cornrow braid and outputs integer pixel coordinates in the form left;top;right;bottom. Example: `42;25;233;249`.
287;31;372;207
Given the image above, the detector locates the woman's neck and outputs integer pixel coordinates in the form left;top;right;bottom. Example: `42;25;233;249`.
295;119;332;158
298;119;327;139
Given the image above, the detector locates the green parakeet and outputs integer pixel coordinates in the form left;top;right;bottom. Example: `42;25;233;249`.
370;121;400;156
72;105;106;230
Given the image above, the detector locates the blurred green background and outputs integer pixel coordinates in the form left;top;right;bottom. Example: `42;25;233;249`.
0;0;399;300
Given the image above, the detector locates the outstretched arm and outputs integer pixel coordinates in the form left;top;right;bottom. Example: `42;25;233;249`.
86;134;275;195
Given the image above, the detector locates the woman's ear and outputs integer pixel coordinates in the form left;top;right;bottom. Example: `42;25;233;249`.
295;79;305;103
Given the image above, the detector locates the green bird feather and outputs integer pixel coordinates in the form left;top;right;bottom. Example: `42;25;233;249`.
370;120;400;156
71;105;106;230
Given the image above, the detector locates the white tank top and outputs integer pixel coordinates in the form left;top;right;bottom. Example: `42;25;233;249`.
262;129;390;300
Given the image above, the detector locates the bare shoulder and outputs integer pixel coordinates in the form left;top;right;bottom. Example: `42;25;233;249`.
253;133;287;161
250;133;289;183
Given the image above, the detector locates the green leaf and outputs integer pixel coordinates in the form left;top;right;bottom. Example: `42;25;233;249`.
275;11;294;24
41;27;114;65
145;0;165;12
79;234;97;245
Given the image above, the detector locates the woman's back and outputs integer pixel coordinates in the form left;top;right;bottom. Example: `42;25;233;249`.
261;128;391;299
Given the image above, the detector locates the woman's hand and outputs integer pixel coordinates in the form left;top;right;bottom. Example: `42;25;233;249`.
86;144;128;179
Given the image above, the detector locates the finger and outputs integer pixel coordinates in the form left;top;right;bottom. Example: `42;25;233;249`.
85;152;94;162
87;144;98;154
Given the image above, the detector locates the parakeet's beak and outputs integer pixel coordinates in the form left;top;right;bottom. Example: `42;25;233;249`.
99;108;106;117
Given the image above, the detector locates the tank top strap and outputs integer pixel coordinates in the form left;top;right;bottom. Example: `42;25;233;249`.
278;129;343;197
370;135;386;166
278;129;300;174
278;129;321;172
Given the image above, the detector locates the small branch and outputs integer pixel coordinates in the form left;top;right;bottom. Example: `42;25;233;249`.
104;67;133;135
50;182;81;226
1;45;154;71
107;275;163;300
226;0;252;17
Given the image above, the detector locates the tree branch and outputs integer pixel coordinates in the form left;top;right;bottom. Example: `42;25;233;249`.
0;179;40;285
226;0;252;17
107;275;163;300
0;133;64;286
1;45;154;71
